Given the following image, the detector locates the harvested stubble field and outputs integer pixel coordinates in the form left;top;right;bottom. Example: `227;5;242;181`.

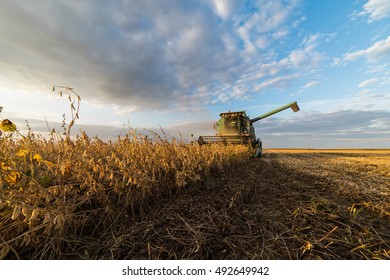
1;135;389;260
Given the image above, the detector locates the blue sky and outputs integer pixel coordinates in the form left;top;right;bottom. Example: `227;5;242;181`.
0;0;389;148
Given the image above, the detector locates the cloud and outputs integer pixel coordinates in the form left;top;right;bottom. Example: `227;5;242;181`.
290;80;320;96
253;74;300;92
254;109;390;148
350;0;390;22
236;0;300;55
211;0;242;20
363;0;390;21
366;63;389;73
344;36;390;62
232;33;326;98
10;117;125;141
287;34;325;70
358;78;379;88
0;0;319;112
1;0;230;109
303;81;320;88
272;30;289;40
332;57;342;67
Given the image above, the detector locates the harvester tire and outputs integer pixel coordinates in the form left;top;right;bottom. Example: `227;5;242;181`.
254;139;262;158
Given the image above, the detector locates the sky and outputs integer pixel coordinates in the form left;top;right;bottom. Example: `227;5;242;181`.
0;0;389;148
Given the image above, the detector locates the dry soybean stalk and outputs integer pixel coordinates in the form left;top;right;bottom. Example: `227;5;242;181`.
52;86;81;139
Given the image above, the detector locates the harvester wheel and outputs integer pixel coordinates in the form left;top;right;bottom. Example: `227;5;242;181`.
254;139;262;158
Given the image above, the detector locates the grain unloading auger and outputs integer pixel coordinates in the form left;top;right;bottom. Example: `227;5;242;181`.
198;101;300;157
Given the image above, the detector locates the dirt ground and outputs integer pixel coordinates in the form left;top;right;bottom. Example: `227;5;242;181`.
107;149;390;259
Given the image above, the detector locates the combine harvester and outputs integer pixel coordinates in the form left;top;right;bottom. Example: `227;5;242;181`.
198;101;300;157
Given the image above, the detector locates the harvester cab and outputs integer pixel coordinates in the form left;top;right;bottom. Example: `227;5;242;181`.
198;101;300;157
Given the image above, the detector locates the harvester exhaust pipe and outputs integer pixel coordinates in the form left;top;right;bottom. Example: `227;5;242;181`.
250;101;300;124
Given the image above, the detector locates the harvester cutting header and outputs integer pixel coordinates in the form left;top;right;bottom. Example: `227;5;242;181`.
198;101;300;157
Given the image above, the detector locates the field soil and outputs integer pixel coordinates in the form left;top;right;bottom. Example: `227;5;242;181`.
113;149;390;259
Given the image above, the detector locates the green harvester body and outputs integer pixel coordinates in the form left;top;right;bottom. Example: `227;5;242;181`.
198;101;300;157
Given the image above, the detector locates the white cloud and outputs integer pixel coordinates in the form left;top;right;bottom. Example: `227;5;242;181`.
344;36;390;62
211;0;242;19
358;78;379;88
288;51;306;68
287;34;325;70
303;81;320;88
272;30;288;40
363;0;390;21
302;34;320;51
253;74;300;92
236;0;298;54
332;57;342;67
359;89;374;95
0;0;315;111
255;36;269;49
290;80;320;96
366;63;388;73
217;93;230;103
